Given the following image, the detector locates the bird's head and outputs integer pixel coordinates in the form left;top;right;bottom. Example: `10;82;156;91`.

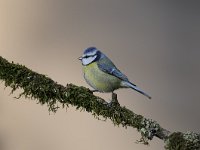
79;47;102;65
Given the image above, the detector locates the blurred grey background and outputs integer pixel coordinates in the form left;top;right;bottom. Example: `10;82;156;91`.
0;0;200;150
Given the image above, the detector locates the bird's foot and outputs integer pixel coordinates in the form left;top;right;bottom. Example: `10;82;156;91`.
89;89;99;94
91;89;99;92
107;92;120;107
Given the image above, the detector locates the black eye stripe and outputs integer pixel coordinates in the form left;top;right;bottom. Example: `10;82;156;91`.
84;54;96;58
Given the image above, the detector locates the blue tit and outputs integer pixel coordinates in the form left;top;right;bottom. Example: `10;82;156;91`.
79;47;151;99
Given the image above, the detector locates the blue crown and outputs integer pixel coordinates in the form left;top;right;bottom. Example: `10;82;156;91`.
84;47;97;54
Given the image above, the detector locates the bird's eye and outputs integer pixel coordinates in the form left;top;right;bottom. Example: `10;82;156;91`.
85;55;95;58
83;54;96;59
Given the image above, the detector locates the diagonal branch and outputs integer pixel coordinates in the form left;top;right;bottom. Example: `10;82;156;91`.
0;56;199;149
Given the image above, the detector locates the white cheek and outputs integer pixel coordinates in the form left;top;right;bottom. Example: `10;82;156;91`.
82;55;97;65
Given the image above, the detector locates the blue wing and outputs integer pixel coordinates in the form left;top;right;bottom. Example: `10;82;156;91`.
97;57;129;82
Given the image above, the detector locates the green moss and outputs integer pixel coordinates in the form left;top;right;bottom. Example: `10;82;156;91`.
0;56;160;142
165;132;200;150
1;56;200;148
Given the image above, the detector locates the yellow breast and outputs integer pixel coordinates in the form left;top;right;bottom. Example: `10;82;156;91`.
83;62;121;92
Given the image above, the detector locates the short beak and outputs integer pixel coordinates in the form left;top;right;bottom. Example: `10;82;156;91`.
78;56;82;60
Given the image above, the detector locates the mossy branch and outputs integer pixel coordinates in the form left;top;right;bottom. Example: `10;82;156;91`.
0;56;199;150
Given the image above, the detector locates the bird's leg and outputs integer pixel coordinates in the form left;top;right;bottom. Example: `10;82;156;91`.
112;92;118;102
107;92;120;107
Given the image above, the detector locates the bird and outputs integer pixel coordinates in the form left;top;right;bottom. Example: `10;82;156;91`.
78;47;151;99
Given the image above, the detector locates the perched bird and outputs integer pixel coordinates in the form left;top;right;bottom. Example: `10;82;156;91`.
79;47;151;99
